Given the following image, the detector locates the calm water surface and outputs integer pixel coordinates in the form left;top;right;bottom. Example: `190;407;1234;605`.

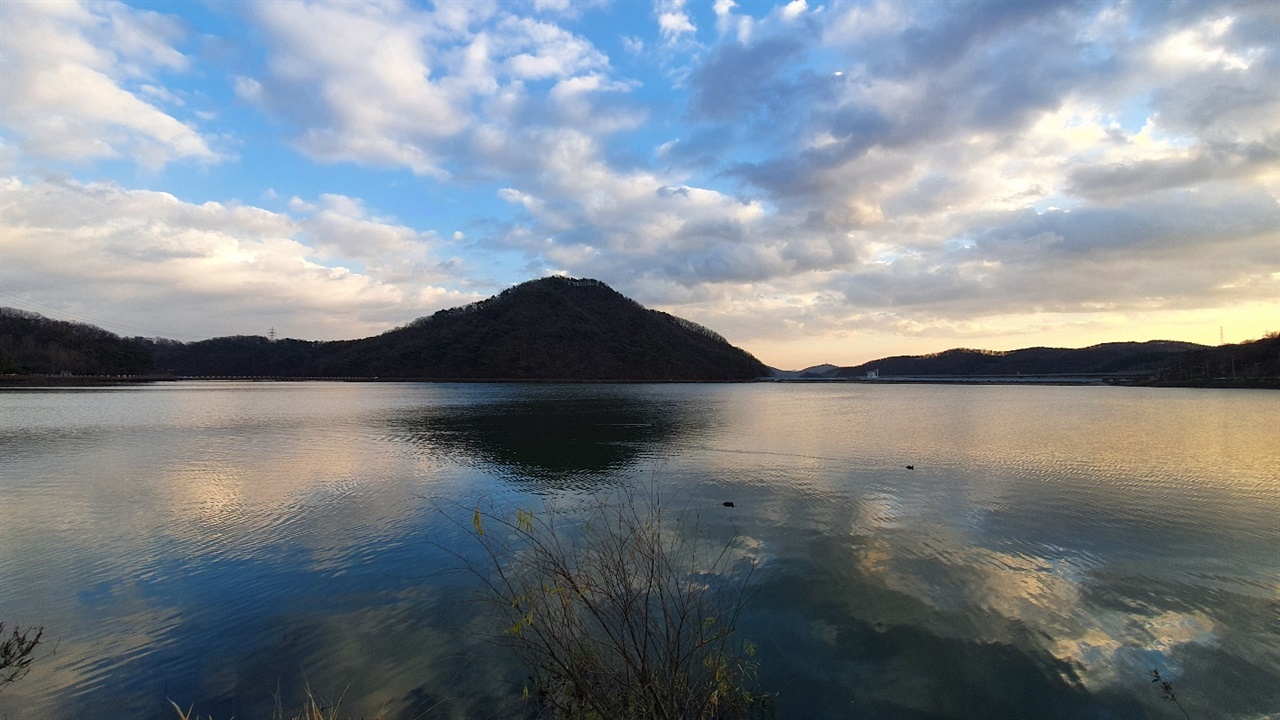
0;382;1276;719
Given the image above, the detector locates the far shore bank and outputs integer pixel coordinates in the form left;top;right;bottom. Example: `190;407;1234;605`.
4;374;1276;389
0;374;757;386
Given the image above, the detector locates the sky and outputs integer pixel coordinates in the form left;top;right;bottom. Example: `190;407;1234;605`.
0;0;1277;369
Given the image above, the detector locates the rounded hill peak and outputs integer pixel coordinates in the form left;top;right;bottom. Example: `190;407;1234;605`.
343;277;767;381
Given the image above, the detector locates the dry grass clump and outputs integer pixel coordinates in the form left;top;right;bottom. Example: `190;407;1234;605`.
453;487;769;720
0;622;43;690
170;687;387;720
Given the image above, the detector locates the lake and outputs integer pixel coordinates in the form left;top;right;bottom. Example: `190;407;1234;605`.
1;381;1276;719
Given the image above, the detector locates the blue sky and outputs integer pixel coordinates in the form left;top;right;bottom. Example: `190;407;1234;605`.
1;0;1277;368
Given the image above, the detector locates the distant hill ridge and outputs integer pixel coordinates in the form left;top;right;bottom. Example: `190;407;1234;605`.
2;278;768;381
765;337;1277;386
4;280;1278;385
829;340;1208;378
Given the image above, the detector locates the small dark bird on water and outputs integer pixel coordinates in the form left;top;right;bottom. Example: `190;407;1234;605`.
723;501;735;508
905;465;914;470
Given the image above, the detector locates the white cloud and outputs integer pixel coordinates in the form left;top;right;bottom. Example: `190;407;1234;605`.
0;176;475;340
495;15;609;80
534;0;573;13
781;0;808;22
317;193;366;220
823;0;906;43
233;76;264;103
0;0;218;167
711;0;753;41
244;0;470;175
1154;16;1260;72
656;0;697;44
239;1;617;176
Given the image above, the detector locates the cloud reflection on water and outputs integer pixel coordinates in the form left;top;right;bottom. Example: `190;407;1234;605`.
1;383;1276;719
669;385;1279;718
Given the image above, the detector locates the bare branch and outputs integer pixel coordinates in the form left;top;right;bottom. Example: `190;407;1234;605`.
444;488;769;719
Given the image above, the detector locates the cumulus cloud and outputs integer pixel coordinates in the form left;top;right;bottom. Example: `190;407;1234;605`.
243;1;471;175
0;0;218;167
832;189;1278;317
239;0;615;176
495;15;609;80
655;0;697;44
630;2;1275;338
0;176;476;340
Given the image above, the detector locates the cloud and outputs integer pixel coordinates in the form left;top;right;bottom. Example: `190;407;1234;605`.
1066;141;1279;201
0;0;218;167
687;34;813;123
243;1;472;176
780;0;809;22
655;0;697;44
0;176;477;340
495;15;609;80
239;1;615;176
532;0;609;18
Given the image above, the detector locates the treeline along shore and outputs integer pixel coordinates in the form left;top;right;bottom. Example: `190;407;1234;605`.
3;277;1277;387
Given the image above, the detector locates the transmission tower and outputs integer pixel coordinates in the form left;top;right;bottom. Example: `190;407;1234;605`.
268;327;277;342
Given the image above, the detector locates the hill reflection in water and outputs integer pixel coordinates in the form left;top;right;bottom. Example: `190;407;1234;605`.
386;384;717;489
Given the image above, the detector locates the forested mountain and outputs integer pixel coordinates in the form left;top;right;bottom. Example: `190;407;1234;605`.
317;277;767;380
142;336;330;377
0;308;153;375
131;277;769;380
831;341;1206;378
1158;333;1280;383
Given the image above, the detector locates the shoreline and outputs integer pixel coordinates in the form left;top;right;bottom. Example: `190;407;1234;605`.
3;374;1275;389
0;374;759;386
